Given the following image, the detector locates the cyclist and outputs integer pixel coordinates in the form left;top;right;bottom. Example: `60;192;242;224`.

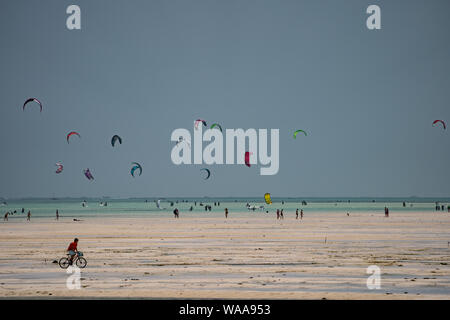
67;238;79;265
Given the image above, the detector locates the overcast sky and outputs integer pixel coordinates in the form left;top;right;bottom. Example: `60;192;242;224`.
1;0;449;198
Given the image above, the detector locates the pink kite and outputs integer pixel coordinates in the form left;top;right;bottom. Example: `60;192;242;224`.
194;119;207;130
245;152;252;167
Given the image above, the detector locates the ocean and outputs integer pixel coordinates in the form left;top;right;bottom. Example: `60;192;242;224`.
1;197;449;218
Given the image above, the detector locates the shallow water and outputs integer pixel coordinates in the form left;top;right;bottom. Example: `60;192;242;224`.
2;197;450;218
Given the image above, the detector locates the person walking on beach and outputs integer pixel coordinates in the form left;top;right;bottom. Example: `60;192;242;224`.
225;208;228;219
3;212;8;221
296;209;299;220
280;209;284;220
276;209;280;220
300;209;304;220
27;210;31;221
56;209;59;221
173;208;179;218
67;238;79;265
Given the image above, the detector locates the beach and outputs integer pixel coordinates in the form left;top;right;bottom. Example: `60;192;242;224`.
1;205;449;299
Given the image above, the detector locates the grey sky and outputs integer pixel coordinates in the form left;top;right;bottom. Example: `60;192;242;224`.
1;0;449;198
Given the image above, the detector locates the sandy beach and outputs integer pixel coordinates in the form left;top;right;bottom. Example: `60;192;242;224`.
1;210;449;299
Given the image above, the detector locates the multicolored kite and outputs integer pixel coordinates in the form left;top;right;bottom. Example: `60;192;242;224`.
433;120;446;130
131;162;142;177
67;131;81;143
23;98;43;112
83;168;94;180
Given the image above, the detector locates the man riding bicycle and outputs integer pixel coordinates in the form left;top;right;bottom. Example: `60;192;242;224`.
67;238;79;265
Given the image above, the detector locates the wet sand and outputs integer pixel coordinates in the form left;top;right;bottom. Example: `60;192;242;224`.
0;211;449;299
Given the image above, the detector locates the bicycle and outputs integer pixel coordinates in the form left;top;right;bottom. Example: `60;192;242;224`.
59;251;87;269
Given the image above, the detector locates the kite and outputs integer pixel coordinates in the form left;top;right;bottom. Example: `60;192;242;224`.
293;130;307;138
245;152;252;167
55;162;63;174
131;162;142;177
111;135;122;147
23;98;43;112
211;123;223;132
264;193;272;205
83;168;94;181
195;119;207;130
67;131;81;143
200;168;211;180
432;120;446;130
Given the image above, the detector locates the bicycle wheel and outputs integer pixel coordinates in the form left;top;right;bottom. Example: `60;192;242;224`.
59;257;70;269
76;257;87;268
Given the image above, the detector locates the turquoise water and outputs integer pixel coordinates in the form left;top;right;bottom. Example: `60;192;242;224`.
1;197;449;218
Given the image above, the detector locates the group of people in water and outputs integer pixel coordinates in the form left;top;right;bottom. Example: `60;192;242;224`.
434;203;450;212
3;208;32;221
171;206;306;220
276;209;304;220
3;209;60;221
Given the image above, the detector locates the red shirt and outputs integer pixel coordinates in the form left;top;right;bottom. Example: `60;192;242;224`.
67;242;78;251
